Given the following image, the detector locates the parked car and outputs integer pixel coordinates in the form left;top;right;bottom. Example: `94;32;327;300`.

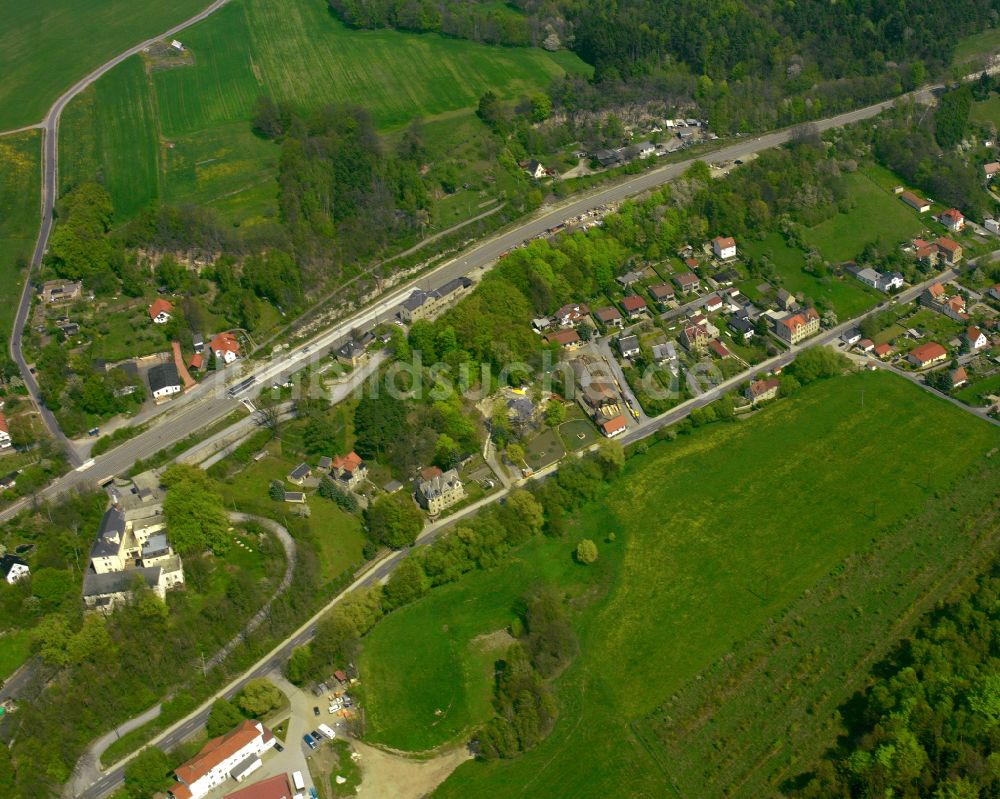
303;734;317;750
311;730;323;742
274;743;284;753
313;706;320;716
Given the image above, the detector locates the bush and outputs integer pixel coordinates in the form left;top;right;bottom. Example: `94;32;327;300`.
575;539;598;564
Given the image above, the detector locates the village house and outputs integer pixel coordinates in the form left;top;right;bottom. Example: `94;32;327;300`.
703;294;723;313
651;341;678;364
709;339;731;359
857;338;875;353
544;329;582;350
187;353;203;372
950;365;969;389
223;774;294;799
192;331;204;353
0;412;11;450
524;159;547;179
934;236;963;266
873;343;893;359
531;317;551;332
906;341;948;368
774;307;820;345
900;191;930;212
727;314;755;341
620;294;647;319
0;554;29;584
553;303;590;326
0;471;17;491
680;324;709;353
921;282;968;321
40;279;83;304
417;467;465;515
774;288;796;312
746;377;780;404
985;162;1000;181
287;463;311;486
616;270;644;288
841;328;862;346
674;272;700;293
398;277;473;323
210;332;240;364
648;283;675;307
600;414;628;438
169;720;277;799
854;267;904;293
618;334;640;359
711;236;737;260
148;362;182;403
937;208;965;232
330;452;367;489
593;307;623;329
965;326;989;351
283;491;305;504
148;298;173;324
336;340;366;367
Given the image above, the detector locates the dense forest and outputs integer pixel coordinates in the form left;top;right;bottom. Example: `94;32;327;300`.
793;560;1000;798
328;0;1000;132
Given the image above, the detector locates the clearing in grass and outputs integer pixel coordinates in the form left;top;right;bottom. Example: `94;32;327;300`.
0;130;40;334
357;370;999;799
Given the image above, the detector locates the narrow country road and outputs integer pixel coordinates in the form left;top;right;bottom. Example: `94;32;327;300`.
8;0;232;464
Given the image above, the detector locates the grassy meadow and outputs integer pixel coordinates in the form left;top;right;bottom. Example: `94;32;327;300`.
741;232;879;318
58;0;589;225
0;130;41;333
352;370;1000;799
803;168;926;262
0;0;210;130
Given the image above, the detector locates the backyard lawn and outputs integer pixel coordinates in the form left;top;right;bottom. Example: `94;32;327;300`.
0;628;32;682
0;130;40;333
357;370;1000;799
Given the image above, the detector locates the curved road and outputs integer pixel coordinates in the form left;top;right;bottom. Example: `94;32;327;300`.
8;0;232;465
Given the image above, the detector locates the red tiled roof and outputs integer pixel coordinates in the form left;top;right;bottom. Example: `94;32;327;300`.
709;340;731;358
209;331;239;356
224;774;293;799
712;236;736;249
170;783;193;799
594;307;622;322
544;329;580;346
148;298;173;320
621;294;646;312
332;452;363;473
187;353;203;370
935;236;961;253
873;343;892;357
951;366;968;386
420;466;443;480
858;338;874;350
685;258;698;269
174;720;266;789
909;342;947;363
704;294;722;308
900;190;927;208
966;326;982;341
0;412;7;435
926;282;945;298
601;415;627;435
648;283;675;299
749;378;780;398
940;208;963;223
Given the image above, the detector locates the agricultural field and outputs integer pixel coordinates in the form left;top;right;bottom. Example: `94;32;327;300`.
356;370;1000;799
803;169;926;263
0;628;32;683
59;0;590;225
741;232;879;318
0;0;210;130
0;130;41;333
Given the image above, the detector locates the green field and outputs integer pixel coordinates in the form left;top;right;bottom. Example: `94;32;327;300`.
971;95;1000;125
0;0;211;130
354;371;1000;798
954;27;1000;65
0;628;32;682
954;371;1000;406
803;169;926;262
59;0;589;224
742;232;879;318
0;130;41;334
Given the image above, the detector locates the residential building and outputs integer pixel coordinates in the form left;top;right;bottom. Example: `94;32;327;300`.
857;338;875;353
553;303;590;326
187;353;203;371
0;471;17;491
620;294;647;318
593;307;623;329
728;315;754;341
600;415;628;438
616;270;644;288
775;288;796;311
524;159;547;179
711;236;737;260
169;720;276;799
855;267;904;293
873;343;893;359
900;191;930;212
934;237;963;265
0;555;29;584
651;342;677;363
703;294;723;313
906;342;948;368
950;366;969;388
40;279;83;304
336;340;365;367
965;326;989;351
330;452;367;489
417;468;465;515
648;283;675;306
0;412;10;450
223;774;294;799
674;272;700;293
987;218;1000;234
618;335;640;359
937;208;965;232
680;324;709;353
841;328;862;346
398;277;473;323
192;332;204;353
774;307;820;345
985;162;1000;181
989;284;1000;301
544;329;581;350
287;463;311;486
148;362;182;402
209;332;240;364
148;298;173;324
746;378;780;404
283;492;305;504
921;283;968;321
531;317;551;332
709;339;731;359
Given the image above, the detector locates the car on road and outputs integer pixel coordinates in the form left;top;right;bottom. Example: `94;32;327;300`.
313;706;320;716
303;734;317;750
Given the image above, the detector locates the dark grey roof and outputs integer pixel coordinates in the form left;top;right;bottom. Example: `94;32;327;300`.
619;334;640;352
141;533;170;560
91;506;126;558
383;479;403;493
436;276;472;298
148;362;180;393
728;315;754;333
82;566;161;598
401;289;429;312
0;470;17;488
0;554;27;578
419;469;461;500
289;463;311;480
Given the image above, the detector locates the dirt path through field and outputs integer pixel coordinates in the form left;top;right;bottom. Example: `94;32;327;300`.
352;739;471;799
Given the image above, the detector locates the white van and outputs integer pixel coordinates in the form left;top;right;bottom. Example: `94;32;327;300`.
292;771;306;791
318;724;336;739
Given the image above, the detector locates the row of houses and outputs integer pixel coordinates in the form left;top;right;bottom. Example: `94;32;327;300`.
398;277;473;324
169;719;277;799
